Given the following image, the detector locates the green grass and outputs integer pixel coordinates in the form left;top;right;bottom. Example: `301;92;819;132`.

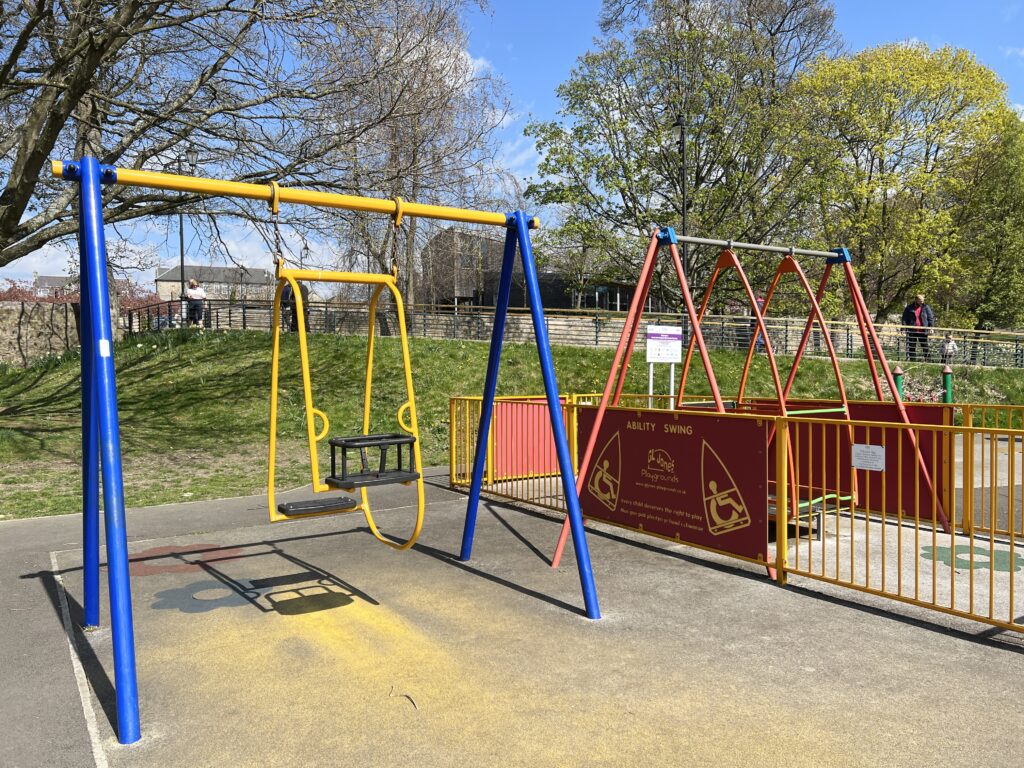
1;328;1020;519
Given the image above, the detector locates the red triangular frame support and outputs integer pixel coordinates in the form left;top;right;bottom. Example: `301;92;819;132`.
550;235;950;572
550;227;722;568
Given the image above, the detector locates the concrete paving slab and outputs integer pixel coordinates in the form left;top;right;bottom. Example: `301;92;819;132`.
5;468;1024;767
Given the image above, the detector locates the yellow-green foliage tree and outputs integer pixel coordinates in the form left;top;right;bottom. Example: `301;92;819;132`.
525;0;841;308
952;115;1024;329
793;43;1013;322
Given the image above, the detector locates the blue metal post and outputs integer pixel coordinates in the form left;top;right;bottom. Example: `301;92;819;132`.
459;212;601;619
79;209;100;629
514;212;600;620
460;224;518;561
76;157;141;744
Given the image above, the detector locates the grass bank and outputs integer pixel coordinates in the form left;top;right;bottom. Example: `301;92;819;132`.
1;329;1019;519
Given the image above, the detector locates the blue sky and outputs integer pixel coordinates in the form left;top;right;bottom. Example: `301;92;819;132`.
469;0;1024;182
5;1;1022;284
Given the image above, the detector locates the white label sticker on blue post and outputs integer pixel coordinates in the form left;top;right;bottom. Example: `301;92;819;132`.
98;339;111;358
852;443;885;471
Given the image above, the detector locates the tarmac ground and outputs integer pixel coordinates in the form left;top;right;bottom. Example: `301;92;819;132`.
4;467;1024;767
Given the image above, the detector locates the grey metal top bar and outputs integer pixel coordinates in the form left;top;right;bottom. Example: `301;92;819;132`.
678;235;838;259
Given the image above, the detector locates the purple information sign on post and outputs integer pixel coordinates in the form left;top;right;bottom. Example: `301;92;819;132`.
646;325;683;364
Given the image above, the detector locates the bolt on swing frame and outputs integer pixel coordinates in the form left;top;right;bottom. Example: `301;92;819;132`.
53;157;602;745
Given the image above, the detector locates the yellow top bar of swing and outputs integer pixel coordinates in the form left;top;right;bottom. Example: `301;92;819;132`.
50;161;513;228
276;264;396;285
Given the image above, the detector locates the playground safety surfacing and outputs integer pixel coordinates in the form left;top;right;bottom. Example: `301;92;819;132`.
18;469;1024;767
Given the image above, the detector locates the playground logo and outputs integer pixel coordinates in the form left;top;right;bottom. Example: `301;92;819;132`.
701;440;751;535
588;432;622;512
647;448;675;474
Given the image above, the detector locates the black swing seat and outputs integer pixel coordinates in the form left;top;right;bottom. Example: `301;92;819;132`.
277;495;359;517
325;433;419;490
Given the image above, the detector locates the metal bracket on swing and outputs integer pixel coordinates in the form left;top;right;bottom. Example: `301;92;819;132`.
268;180;284;267
392;196;404;228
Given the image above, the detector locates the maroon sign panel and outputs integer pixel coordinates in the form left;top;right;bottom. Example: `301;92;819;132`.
577;407;770;562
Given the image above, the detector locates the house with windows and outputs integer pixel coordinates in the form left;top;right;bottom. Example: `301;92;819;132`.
31;273;77;299
154;265;276;302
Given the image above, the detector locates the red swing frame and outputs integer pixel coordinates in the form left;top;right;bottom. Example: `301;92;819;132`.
550;230;949;570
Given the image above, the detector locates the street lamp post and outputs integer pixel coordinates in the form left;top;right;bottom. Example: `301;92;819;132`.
672;113;688;280
177;148;199;317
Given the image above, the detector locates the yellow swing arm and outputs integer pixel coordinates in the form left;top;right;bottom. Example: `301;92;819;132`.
267;261;425;551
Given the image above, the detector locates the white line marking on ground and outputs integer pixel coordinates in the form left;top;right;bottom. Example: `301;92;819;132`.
50;551;109;768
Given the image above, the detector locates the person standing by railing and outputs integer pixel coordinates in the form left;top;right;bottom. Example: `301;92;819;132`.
901;293;934;362
185;278;206;327
280;281;310;332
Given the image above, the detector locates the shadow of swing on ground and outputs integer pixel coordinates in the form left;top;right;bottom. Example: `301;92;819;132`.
20;528;380;736
147;538;380;617
196;543;378;616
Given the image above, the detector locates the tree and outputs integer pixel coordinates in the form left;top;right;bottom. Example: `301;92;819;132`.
335;6;510;305
525;0;840;305
0;0;507;285
533;214;617;309
792;43;1012;320
950;113;1024;328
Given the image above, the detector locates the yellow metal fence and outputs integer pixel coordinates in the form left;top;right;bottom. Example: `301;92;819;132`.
958;405;1024;539
781;415;1023;633
451;396;1024;634
450;396;576;513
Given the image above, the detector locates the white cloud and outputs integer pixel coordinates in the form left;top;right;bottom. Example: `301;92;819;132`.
468;53;492;76
496;108;519;130
498;134;541;182
1001;46;1024;58
1014;103;1024;117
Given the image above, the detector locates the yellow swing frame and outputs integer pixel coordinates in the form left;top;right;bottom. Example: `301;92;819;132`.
267;259;425;550
48;159;509;551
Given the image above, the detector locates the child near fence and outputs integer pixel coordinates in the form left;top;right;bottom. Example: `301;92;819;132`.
941;333;958;365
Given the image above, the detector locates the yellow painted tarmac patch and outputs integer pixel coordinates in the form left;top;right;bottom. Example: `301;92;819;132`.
133;585;872;767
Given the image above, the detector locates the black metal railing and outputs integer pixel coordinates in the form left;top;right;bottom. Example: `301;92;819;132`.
122;299;1024;369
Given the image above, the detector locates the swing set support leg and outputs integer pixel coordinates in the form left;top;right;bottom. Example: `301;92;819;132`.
460;211;601;620
74;156;142;745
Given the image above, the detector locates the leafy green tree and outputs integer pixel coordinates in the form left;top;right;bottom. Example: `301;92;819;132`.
792;43;1012;321
951;114;1024;329
525;0;840;305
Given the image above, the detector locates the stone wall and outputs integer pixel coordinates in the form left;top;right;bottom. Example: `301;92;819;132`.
0;302;80;367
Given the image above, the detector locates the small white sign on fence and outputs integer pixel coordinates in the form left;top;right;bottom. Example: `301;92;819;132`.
646;325;683;364
851;443;885;472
